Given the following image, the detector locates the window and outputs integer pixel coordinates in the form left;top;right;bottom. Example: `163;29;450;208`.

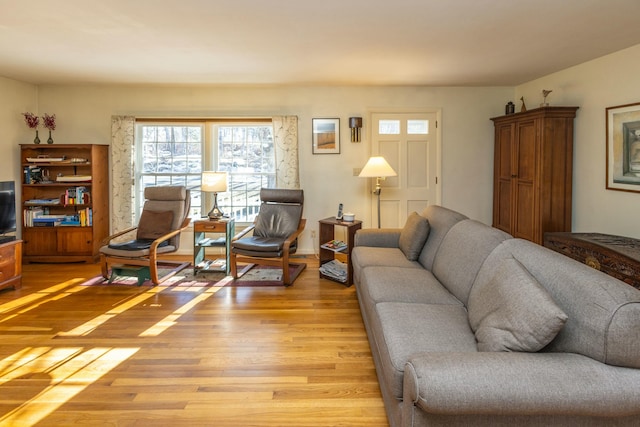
135;120;274;223
215;124;275;222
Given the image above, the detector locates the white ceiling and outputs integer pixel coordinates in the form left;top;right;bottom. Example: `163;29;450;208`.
2;0;640;86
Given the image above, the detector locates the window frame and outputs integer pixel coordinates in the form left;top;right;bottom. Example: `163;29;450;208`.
134;118;274;225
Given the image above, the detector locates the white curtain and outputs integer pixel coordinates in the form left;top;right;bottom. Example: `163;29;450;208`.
110;115;135;233
272;115;300;189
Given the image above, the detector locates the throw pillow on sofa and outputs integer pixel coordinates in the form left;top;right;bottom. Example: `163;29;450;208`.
468;257;568;352
399;212;430;261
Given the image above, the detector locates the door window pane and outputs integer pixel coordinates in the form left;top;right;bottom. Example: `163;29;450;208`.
408;120;429;134
379;120;400;135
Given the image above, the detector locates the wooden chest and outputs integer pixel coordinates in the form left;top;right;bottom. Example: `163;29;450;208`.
543;232;640;290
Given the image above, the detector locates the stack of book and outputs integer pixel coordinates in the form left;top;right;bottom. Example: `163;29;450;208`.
32;215;66;227
321;239;348;252
63;186;90;205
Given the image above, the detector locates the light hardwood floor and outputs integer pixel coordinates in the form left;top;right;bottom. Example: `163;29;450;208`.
0;256;389;426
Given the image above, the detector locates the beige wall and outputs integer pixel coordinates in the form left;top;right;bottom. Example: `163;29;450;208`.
0;76;38;183
516;43;640;239
29;84;509;253
6;42;640;253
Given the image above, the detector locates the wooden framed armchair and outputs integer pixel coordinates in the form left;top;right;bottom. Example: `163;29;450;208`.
99;186;191;285
230;188;306;286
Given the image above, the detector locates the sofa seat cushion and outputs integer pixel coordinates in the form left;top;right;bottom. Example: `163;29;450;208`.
399;212;430;261
404;352;640;417
468;257;568;352
352;247;422;270
373;302;477;400
360;266;463;306
352;247;422;284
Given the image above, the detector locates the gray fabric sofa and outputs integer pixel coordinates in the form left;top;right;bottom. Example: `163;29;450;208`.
352;205;640;427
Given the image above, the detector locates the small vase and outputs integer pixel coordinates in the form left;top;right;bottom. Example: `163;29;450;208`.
47;130;54;144
34;130;41;144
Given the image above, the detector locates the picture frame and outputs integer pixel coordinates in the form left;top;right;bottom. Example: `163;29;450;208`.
606;102;640;193
312;118;340;154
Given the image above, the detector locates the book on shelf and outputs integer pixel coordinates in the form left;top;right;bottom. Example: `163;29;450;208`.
63;186;90;205
321;239;348;252
32;220;62;227
23;165;42;184
56;175;92;183
25;198;60;205
26;157;66;163
23;207;44;227
32;215;65;227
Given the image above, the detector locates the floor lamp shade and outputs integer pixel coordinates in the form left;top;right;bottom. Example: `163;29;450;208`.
358;156;397;228
201;171;228;219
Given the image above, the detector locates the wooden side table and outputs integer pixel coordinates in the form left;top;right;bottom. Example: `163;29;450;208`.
193;218;235;274
319;217;362;286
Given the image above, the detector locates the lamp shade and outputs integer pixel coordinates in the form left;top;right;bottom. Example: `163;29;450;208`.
358;156;397;178
201;171;228;192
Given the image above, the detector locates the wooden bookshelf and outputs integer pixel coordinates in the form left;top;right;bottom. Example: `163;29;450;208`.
20;144;109;263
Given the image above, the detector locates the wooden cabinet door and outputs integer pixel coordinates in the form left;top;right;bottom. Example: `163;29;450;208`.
56;228;93;255
512;119;538;242
23;228;57;256
493;122;514;234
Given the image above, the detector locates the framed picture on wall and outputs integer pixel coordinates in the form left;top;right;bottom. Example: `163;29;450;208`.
312;118;340;154
606;102;640;193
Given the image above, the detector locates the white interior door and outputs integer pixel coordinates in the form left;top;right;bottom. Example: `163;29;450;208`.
370;112;440;228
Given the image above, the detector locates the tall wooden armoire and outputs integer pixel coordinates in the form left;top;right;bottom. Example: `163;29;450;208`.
491;106;579;244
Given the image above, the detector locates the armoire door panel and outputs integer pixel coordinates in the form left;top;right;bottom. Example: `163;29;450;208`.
514;182;535;240
516;121;536;182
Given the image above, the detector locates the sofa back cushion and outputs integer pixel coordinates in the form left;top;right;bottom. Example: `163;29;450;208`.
468;257;568;352
474;239;640;369
399;212;430;261
417;205;468;270
431;219;512;305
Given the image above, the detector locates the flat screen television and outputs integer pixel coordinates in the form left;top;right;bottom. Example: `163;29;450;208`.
0;181;17;243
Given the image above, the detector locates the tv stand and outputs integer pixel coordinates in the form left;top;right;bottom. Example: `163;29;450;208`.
0;235;16;245
0;239;22;291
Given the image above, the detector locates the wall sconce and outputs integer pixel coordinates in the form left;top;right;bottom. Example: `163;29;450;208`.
349;117;362;142
201;171;228;220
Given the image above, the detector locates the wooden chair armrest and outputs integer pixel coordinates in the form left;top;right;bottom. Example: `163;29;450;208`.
100;226;138;247
148;218;191;255
283;218;306;250
231;224;256;242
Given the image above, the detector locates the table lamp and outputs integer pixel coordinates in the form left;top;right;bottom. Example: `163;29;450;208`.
201;171;228;220
358;156;397;228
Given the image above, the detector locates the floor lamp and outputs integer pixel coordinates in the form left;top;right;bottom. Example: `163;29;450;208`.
359;156;397;228
201;171;228;220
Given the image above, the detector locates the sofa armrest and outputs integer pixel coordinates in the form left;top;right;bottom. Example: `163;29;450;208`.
404;352;640;417
354;228;401;248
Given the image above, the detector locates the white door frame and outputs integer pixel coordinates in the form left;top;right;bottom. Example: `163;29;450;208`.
363;108;442;228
